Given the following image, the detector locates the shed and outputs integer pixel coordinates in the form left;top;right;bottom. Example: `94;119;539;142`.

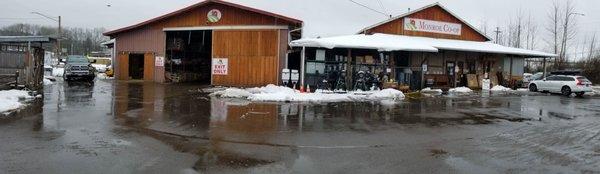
104;0;303;87
0;36;55;90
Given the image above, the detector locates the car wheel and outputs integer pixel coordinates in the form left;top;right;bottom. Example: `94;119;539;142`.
561;86;572;96
576;92;585;97
529;84;538;92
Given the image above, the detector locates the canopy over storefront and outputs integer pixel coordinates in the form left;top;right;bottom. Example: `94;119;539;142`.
290;33;556;58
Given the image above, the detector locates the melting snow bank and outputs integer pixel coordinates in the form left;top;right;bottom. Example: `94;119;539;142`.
52;67;64;77
0;90;35;114
421;87;443;94
585;86;600;96
96;73;114;79
449;87;473;93
210;84;405;102
43;78;54;85
490;85;512;92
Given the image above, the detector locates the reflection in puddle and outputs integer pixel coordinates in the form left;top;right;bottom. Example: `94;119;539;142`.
111;82;561;172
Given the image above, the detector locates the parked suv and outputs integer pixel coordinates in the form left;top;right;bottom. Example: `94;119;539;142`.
528;75;593;97
63;55;96;82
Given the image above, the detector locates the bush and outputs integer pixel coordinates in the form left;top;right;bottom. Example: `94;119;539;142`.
582;58;600;84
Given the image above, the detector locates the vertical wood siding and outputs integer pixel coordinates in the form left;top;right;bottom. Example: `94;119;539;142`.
143;53;155;81
212;30;278;87
117;53;129;80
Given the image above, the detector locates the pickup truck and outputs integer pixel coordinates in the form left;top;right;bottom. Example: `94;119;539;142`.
63;55;96;82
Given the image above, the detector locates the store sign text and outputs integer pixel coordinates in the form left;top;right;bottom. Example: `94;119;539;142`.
404;18;462;36
212;58;228;75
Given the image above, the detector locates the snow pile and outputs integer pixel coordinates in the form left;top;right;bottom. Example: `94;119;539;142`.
421;87;443;94
490;85;513;92
587;86;600;96
43;76;55;85
52;67;64;77
211;88;253;98
96;73;114;80
43;78;54;85
449;87;473;93
0;90;34;113
211;84;405;102
91;64;107;71
366;88;405;100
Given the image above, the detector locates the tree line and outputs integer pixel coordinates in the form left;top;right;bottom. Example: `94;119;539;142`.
0;23;108;56
479;0;599;83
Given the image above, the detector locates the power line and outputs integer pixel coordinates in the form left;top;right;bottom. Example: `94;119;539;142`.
376;0;389;18
0;18;43;20
347;0;390;17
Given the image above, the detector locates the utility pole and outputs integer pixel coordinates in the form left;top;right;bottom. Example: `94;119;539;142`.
494;27;502;44
31;12;61;61
58;16;61;59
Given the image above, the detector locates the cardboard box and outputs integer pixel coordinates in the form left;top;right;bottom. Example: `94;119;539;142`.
365;56;374;64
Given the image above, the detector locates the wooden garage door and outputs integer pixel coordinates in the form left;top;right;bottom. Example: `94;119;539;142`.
143;52;155;81
117;53;129;80
212;30;279;87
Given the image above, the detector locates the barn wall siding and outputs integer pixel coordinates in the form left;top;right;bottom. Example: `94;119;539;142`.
212;30;279;87
367;6;488;42
112;2;297;86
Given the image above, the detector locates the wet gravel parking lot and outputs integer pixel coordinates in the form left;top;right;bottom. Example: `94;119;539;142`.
1;79;600;174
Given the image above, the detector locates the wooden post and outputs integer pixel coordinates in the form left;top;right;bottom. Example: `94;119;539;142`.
346;49;352;90
421;53;426;89
543;57;547;78
300;46;306;87
390;52;395;81
509;57;513;87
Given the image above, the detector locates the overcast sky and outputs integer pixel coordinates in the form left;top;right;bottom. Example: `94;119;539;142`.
1;0;599;55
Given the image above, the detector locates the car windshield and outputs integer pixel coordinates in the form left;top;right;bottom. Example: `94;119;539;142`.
67;56;89;63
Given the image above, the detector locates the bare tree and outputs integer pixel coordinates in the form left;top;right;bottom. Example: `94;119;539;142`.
546;1;562;68
479;18;490;37
504;9;524;48
559;0;580;67
525;13;538;50
588;33;597;61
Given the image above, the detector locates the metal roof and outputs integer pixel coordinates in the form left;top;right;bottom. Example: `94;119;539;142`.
0;36;56;43
290;34;556;58
357;2;493;41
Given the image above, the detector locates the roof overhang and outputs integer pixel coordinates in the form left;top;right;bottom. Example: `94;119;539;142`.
101;39;115;46
290;34;438;52
0;36;56;43
290;33;556;58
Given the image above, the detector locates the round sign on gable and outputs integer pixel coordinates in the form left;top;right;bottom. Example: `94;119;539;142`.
207;9;222;23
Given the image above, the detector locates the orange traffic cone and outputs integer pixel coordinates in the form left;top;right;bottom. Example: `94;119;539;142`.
306;85;311;93
300;85;305;93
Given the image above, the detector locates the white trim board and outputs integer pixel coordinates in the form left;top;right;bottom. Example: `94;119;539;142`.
163;25;288;31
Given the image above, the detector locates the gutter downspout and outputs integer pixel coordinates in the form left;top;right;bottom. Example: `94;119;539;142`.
543;57;547;78
300;46;306;88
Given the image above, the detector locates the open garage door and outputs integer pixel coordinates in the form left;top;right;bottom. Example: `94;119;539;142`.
165;30;213;83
